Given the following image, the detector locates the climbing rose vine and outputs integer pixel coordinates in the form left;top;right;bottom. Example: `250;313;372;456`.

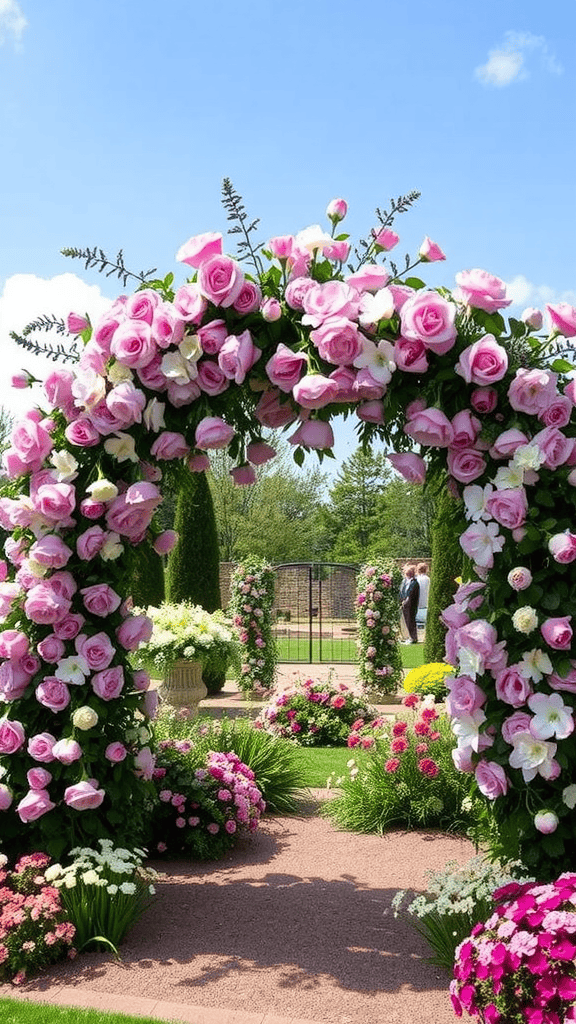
355;560;403;696
229;559;276;696
0;180;575;877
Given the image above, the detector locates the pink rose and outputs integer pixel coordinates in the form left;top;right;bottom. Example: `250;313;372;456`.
547;663;576;694
105;741;128;762
106;382;147;428
484;488;528;530
44;369;76;418
197;359;230;396
153;530;178;555
29;535;73;569
454;269;512;312
508;367;558;415
419;237;446;262
176;231;223;268
302;281;358;326
24;583;71;625
254;389;298;428
326;198;348;223
521;307;543;330
549;533;576;564
195;416;236;450
404;407;454;448
345;264;390;293
288;419;334;450
67;312;90;334
124;289;161;323
105;493;157;541
445;676;486;716
64;780;105;810
284;276;315;310
197;319;228;354
230;464;257;486
80;498;106;519
143;690;159;719
80;583;122;618
501;712;532;745
77;525;106;561
152;303;185;349
541;616;573;650
265;344;307;393
455;335;508;385
91;666;125;700
75;631;116;670
188;452;211;473
132;669;151;692
27;767;52;790
293;374;340;409
470;387;498;414
197;254;245;307
547;302;576;338
0;629;29;660
110;320;156;368
134;746;155;780
356;400;384;424
8;415;53;473
149;431;190;461
474;760;508;799
533;426;573;470
495;666;533;708
52;738;83;764
17;789;55;822
247;441;276;466
372;228;398;251
450;410;481;450
0;661;30;702
400;291;457;355
310;317;363;365
35;678;71;713
33;482;76;523
233;280;262;314
260;298;282;322
53;613;85;640
507;567;533;591
116;615;153;651
538;396;572;429
27;732;57;762
218;330;260;384
323;241;350;262
393;337;428;373
387;452;426;483
268;235;295;260
489;428;529;460
447;448;486;484
0;716;25;753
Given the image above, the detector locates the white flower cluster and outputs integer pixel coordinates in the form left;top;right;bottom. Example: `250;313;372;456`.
392;855;533;920
45;839;158;896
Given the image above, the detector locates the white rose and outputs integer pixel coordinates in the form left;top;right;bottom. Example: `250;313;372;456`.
51;450;79;482
107;362;133;385
512;606;539;634
295;224;334;254
103;433;139;464
100;532;124;561
87;479;119;502
72;706;99;731
143;399;166;433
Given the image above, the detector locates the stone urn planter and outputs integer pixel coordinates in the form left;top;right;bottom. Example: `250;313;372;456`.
162;659;207;718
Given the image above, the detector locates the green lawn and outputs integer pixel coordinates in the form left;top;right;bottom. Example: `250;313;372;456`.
293;746;365;787
275;635;426;669
0;1000;171;1024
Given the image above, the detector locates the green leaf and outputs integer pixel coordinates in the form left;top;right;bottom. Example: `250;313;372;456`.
551;358;575;373
541;590;561;611
293;447;305;467
404;277;425;290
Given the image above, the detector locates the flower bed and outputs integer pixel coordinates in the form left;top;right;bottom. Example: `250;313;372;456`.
255;677;375;746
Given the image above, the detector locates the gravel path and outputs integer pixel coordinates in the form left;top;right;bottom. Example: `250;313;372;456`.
4;795;475;1024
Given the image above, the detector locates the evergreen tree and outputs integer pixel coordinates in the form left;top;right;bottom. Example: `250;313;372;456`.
167;468;223;694
424;484;465;663
320;447;391;563
129;540;165;608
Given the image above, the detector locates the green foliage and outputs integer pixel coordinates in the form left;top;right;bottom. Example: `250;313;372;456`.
0;1001;176;1024
424;485;465;663
324;697;475;833
167;468;221;612
132;601;239;679
154;710;307;813
129;540;165;609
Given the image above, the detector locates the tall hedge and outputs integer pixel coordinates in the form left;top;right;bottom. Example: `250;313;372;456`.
166;469;223;694
424;485;465;664
129;539;165;608
167;469;221;612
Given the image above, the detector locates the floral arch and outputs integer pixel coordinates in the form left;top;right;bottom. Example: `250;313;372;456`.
1;183;576;877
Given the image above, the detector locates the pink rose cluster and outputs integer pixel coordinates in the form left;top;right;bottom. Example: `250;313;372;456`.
451;874;576;1023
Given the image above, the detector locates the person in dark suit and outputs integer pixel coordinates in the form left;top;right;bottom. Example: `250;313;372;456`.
399;564;419;644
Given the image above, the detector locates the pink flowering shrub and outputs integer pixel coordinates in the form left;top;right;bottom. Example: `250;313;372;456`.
0;851;76;984
256;676;374;746
149;746;265;859
451;873;576;1023
325;694;476;832
230;560;276;696
356;560;403;696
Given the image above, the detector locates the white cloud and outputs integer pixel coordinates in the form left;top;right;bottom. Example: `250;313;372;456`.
475;31;563;87
0;273;112;419
0;0;27;46
505;274;576;323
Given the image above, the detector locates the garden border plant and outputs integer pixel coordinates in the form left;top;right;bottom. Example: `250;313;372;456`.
0;180;574;885
229;558;276;695
356;559;403;695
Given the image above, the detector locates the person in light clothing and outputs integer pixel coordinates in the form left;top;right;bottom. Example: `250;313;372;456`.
416;562;430;634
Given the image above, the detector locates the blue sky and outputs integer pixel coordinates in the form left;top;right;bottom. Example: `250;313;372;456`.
0;0;574;475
